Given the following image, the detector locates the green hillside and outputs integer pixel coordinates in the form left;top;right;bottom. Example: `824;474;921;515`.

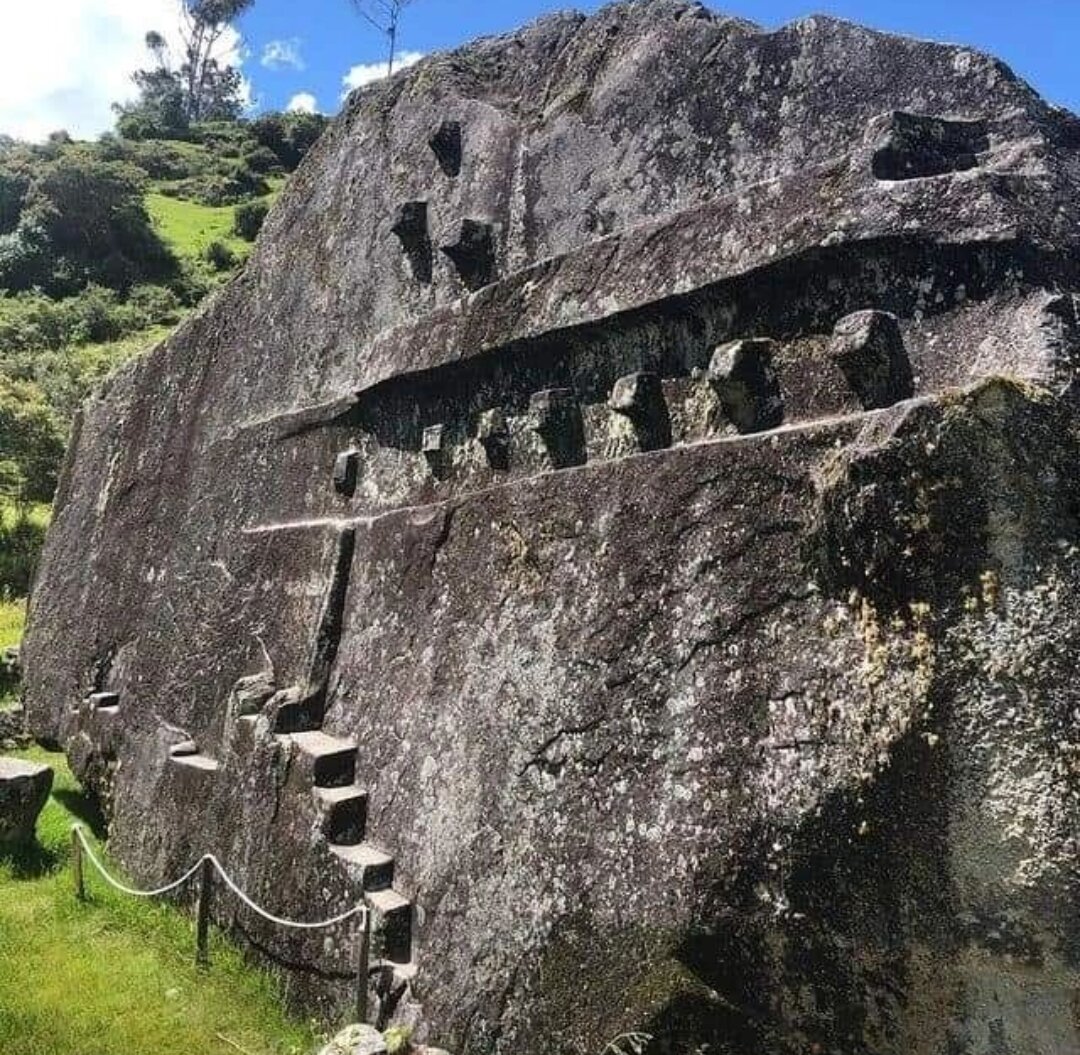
0;112;325;629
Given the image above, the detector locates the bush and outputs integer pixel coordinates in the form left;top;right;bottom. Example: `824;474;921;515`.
0;375;65;504
0;167;29;235
233;200;269;241
0;505;47;597
241;144;281;175
164;165;269;207
250;111;328;171
203;240;236;272
127;284;183;325
17;149;176;294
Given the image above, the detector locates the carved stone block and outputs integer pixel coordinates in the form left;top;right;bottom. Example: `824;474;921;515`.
529;389;586;469
708;339;784;433
333;449;360;496
390;200;433;283
422;424;449;476
831;311;914;409
88;691;120;711
609;371;672;452
441;219;496;291
230;672;276;718
477;408;510;470
428;120;463;177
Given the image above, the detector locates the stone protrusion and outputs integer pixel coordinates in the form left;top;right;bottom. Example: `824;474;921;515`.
831;311;915;409
332;842;396;890
169;753;220;773
268;686;313;734
428;119;463;177
390;201;433;283
529;388;587;469
366;888;413;964
609;371;672;451
333;449;360;497
708;339;785;434
440;219;496;291
0;757;52;846
476;408;510;470
229;672;276;719
282;730;357;788
316;784;369;846
871;111;989;181
88;691;120;712
422;424;449;477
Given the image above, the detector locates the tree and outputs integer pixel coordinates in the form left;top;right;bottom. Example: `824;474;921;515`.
116;0;253;138
180;0;254;122
349;0;417;76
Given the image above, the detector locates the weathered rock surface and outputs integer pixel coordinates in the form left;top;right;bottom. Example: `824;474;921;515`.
0;757;52;845
0;705;29;750
20;2;1080;1052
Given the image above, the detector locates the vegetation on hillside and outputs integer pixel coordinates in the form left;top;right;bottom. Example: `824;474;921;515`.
0;111;326;606
0;746;320;1054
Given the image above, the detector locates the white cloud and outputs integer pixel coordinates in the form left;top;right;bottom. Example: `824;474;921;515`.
262;38;304;72
286;92;319;115
342;50;424;96
0;0;244;142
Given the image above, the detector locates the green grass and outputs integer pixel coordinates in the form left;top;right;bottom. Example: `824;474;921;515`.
0;599;24;652
147;192;253;263
146;179;282;270
0;747;321;1055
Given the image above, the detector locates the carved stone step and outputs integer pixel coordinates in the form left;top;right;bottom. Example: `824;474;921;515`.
281;730;357;788
88;692;120;713
316;785;368;845
366;888;413;964
169;753;219;773
331;842;395;890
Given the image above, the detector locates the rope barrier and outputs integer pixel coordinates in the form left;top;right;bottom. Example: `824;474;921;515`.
71;824;368;930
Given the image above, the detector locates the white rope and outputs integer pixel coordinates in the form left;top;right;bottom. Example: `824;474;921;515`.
207;855;367;930
74;825;203;897
73;825;368;931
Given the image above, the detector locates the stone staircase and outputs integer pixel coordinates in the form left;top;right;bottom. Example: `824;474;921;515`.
268;724;415;966
134;688;416;970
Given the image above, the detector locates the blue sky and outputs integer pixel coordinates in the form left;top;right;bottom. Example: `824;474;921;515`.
242;0;1079;117
0;1;1076;142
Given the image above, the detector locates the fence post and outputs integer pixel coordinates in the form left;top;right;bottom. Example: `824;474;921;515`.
195;857;213;968
72;827;85;902
354;903;371;1023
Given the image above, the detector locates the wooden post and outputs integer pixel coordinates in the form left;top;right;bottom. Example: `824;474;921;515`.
72;827;85;902
195;857;213;968
354;904;371;1023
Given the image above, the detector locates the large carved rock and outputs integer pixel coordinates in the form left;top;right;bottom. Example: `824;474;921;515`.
0;757;52;845
20;2;1080;1053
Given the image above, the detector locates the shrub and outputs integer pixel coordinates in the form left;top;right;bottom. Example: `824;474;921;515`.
0;167;29;235
241;144;281;175
18;149;176;294
203;240;236;272
127;284;183;326
233;200;269;241
0;375;65;504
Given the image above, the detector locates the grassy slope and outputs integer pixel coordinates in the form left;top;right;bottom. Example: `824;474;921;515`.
147;178;282;269
147;192;253;264
0;747;319;1055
